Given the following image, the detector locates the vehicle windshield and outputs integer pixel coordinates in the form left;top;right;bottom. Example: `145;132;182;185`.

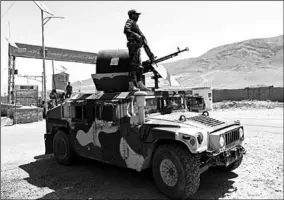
163;97;185;111
144;95;186;115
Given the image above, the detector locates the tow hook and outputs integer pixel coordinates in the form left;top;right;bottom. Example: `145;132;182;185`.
225;150;231;157
240;146;246;155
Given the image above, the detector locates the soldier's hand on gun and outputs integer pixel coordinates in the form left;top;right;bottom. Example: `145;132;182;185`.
136;36;144;47
135;34;142;41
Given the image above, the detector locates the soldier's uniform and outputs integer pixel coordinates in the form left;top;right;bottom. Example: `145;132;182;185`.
65;83;72;98
49;89;58;106
124;9;149;91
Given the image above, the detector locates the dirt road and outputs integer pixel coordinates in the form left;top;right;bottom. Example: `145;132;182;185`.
1;108;283;199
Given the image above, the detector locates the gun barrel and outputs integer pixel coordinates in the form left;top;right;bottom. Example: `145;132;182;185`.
152;47;189;64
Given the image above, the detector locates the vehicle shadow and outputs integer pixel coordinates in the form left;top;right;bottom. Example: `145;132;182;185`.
19;155;238;199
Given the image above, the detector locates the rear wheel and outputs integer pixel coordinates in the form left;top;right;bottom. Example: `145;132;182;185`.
53;130;74;166
152;144;200;199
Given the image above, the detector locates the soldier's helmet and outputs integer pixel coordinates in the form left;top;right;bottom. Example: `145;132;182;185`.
128;9;141;16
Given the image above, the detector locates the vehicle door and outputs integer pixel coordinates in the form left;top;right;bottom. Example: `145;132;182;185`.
119;98;145;170
68;100;91;156
93;100;125;165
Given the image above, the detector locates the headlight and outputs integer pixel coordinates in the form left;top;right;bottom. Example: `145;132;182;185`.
239;128;244;138
197;132;203;144
219;135;225;147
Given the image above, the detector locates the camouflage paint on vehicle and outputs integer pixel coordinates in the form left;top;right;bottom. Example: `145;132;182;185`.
46;90;244;172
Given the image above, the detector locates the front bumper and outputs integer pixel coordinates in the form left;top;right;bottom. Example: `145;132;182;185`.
215;145;246;167
200;145;246;174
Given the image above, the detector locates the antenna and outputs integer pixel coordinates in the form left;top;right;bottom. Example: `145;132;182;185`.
61;65;67;73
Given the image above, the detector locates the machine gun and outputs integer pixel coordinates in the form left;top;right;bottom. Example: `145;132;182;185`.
141;46;189;88
143;46;189;67
140;34;189;67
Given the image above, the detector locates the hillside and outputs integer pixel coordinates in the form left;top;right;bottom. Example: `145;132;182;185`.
163;35;283;88
72;35;283;92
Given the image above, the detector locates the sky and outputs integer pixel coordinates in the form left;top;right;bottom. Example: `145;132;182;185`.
1;1;283;95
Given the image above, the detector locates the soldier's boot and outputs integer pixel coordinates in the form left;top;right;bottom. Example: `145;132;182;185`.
129;81;140;91
137;81;151;91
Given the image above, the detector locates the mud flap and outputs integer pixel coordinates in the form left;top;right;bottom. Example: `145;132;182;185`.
44;134;54;155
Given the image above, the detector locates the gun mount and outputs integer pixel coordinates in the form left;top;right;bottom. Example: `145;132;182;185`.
92;47;189;93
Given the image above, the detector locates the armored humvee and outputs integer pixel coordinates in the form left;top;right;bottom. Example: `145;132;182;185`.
44;48;246;199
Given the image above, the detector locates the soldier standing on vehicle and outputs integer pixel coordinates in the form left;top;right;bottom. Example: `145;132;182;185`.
65;82;72;98
124;9;150;91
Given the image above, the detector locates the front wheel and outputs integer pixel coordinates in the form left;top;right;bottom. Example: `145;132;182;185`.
152;144;200;199
53;130;74;166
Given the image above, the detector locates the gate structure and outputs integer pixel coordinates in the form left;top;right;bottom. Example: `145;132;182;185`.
15;85;38;106
7;42;98;104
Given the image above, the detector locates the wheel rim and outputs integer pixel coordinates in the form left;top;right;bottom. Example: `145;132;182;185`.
160;158;178;187
57;138;67;157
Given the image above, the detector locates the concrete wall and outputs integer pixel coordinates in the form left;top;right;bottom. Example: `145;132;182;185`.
8;107;43;124
15;85;38;106
1;96;8;104
213;86;284;102
1;103;22;116
270;87;284;102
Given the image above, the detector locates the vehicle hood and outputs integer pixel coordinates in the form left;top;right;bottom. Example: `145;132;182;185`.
144;111;238;133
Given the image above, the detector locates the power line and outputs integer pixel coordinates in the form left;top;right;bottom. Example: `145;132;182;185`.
1;1;16;20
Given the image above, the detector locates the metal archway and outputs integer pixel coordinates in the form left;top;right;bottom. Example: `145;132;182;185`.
7;42;98;104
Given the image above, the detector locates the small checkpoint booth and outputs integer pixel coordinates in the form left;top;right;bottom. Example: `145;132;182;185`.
191;87;213;111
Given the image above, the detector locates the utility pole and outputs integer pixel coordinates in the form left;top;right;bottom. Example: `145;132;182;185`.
11;56;16;104
41;9;47;116
7;56;12;103
52;60;56;90
7;21;12;103
34;1;64;115
42;72;44;99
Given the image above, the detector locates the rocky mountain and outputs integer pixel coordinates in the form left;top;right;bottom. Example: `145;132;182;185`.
163;35;283;88
165;35;283;74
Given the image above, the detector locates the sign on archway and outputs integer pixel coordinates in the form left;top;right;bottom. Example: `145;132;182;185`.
9;42;97;64
7;42;98;103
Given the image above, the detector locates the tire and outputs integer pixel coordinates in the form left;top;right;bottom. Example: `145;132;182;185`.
152;144;200;199
53;130;74;166
217;156;243;172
